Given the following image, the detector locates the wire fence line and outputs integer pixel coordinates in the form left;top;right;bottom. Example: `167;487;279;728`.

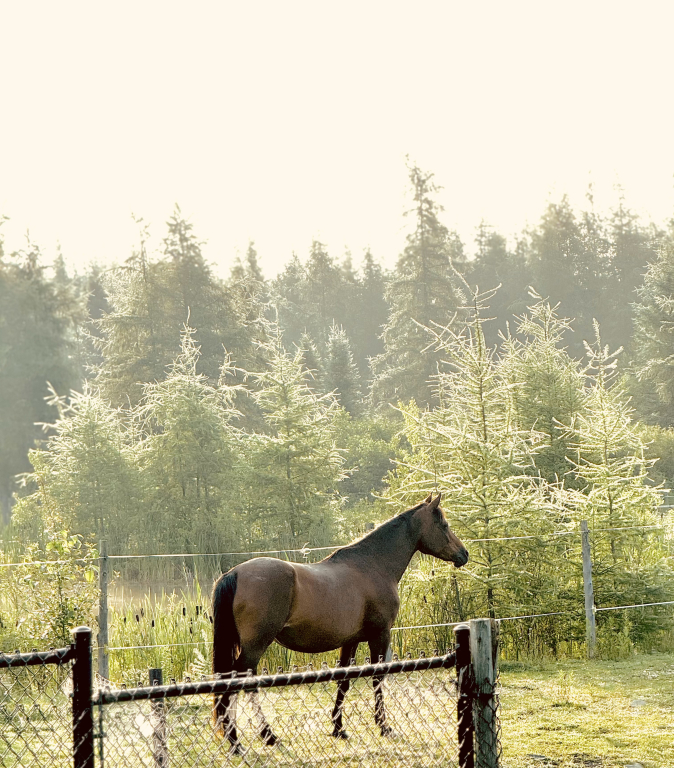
95;600;674;655
1;521;669;569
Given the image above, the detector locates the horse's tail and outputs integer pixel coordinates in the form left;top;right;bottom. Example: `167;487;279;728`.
212;570;240;736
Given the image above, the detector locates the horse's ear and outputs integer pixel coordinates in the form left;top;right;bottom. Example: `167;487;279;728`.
430;493;442;510
424;493;433;504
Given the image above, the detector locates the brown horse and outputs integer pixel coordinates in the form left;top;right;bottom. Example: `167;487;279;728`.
211;494;468;753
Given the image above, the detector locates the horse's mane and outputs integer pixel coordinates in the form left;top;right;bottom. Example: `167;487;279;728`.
323;504;423;564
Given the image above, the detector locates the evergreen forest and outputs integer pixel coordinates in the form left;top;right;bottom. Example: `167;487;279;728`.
2;163;674;658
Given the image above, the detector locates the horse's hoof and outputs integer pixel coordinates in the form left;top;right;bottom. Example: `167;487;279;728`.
332;728;349;740
228;742;245;756
381;726;398;738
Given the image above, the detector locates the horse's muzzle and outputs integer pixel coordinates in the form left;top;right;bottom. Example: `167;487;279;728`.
455;548;469;568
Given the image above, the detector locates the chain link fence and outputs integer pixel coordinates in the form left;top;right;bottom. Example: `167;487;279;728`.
97;654;460;768
0;648;74;767
0;619;501;768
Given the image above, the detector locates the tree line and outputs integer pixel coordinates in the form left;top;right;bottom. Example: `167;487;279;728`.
2;163;674;654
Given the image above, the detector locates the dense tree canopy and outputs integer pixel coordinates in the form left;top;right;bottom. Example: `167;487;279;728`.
2;164;674;657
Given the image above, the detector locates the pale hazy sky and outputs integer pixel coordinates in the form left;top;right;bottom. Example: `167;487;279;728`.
1;1;673;278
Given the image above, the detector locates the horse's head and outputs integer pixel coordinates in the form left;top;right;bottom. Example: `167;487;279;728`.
415;494;469;567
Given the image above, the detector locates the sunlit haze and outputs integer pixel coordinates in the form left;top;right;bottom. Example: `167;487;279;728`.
2;1;673;277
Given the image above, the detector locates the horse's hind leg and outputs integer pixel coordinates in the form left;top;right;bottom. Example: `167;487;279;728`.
213;689;242;755
331;641;359;739
236;644;280;746
369;634;395;737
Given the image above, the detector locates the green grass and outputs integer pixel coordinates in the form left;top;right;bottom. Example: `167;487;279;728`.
499;653;674;768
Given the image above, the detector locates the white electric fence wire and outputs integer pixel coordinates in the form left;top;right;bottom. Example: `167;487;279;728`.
1;523;669;568
99;601;674;653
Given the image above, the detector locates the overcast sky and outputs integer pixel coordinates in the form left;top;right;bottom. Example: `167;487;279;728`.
1;1;673;278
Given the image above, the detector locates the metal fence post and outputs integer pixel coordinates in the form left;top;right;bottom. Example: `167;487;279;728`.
470;618;499;768
150;668;169;767
98;539;109;680
72;626;95;768
580;520;597;658
454;623;474;768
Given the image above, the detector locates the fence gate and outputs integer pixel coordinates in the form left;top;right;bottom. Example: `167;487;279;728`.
0;621;500;768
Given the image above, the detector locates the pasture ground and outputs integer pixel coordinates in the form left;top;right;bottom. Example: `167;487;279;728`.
499;652;674;768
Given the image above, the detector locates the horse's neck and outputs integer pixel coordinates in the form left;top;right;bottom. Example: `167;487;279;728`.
361;512;420;583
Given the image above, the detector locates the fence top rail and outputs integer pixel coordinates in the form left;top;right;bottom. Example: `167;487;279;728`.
0;645;74;669
95;650;458;705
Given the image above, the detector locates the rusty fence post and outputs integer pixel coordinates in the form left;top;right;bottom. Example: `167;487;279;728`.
454;622;474;768
72;626;95;768
150;668;169;767
470;618;500;768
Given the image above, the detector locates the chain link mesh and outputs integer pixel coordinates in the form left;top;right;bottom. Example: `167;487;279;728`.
97;655;461;767
0;645;503;767
0;650;74;767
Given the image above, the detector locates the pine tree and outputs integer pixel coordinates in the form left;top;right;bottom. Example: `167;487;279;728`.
95;210;253;407
467;222;531;347
371;162;464;407
0;234;82;524
500;294;586;485
631;234;674;425
134;327;242;553
527;196;604;358
351;249;388;374
240;324;346;546
323;323;363;415
305;239;344;336
271;253;309;350
568;325;673;641
11;387;139;553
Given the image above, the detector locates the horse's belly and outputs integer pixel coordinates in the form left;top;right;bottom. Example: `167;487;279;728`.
276;570;366;652
275;624;357;654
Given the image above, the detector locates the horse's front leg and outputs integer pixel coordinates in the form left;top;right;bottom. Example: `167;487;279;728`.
369;634;395;738
331;641;359;739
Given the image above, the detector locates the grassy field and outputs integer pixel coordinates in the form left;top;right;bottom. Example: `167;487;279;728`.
2;652;673;767
499;653;674;768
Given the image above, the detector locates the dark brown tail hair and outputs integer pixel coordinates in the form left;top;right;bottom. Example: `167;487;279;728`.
212;571;240;735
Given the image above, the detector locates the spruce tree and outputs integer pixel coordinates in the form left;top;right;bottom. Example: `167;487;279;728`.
632;234;674;425
11;387;139;553
371;162;464;408
323;323;363;415
241;324;346;546
351;249;388;375
500;294;585;486
568;325;673;642
527;196;604;358
0;234;82;524
271;253;309;350
95;209;253;407
134;327;242;553
467;222;530;347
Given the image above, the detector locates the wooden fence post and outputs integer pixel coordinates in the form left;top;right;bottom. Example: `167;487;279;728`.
454;623;474;768
150;668;169;767
470;618;499;768
72;626;95;768
98;539;109;680
580;520;597;659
